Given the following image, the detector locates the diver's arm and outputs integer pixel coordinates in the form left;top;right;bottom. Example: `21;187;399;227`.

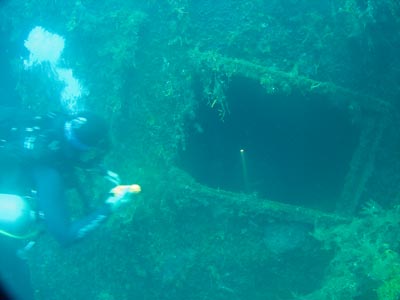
70;168;95;214
32;165;113;246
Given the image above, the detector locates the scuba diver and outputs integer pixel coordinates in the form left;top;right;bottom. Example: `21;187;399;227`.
0;107;141;300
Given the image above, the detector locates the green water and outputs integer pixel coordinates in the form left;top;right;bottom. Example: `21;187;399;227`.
1;0;400;299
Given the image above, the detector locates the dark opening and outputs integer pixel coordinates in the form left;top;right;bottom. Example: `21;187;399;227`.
179;76;361;211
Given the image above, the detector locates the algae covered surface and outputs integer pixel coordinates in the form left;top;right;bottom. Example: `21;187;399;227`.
1;0;400;299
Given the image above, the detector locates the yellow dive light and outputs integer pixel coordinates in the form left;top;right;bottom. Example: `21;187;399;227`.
111;184;142;197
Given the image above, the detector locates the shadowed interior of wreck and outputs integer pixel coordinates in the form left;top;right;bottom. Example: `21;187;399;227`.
180;76;361;211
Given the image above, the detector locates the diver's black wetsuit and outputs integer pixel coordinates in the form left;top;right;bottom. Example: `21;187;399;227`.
2;110;114;243
0;109;114;299
31;165;112;245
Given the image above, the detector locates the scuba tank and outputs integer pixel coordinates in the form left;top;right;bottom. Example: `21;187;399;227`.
0;194;39;239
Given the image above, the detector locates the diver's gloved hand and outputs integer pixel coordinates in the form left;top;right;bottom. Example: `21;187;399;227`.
104;170;121;185
105;184;141;211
